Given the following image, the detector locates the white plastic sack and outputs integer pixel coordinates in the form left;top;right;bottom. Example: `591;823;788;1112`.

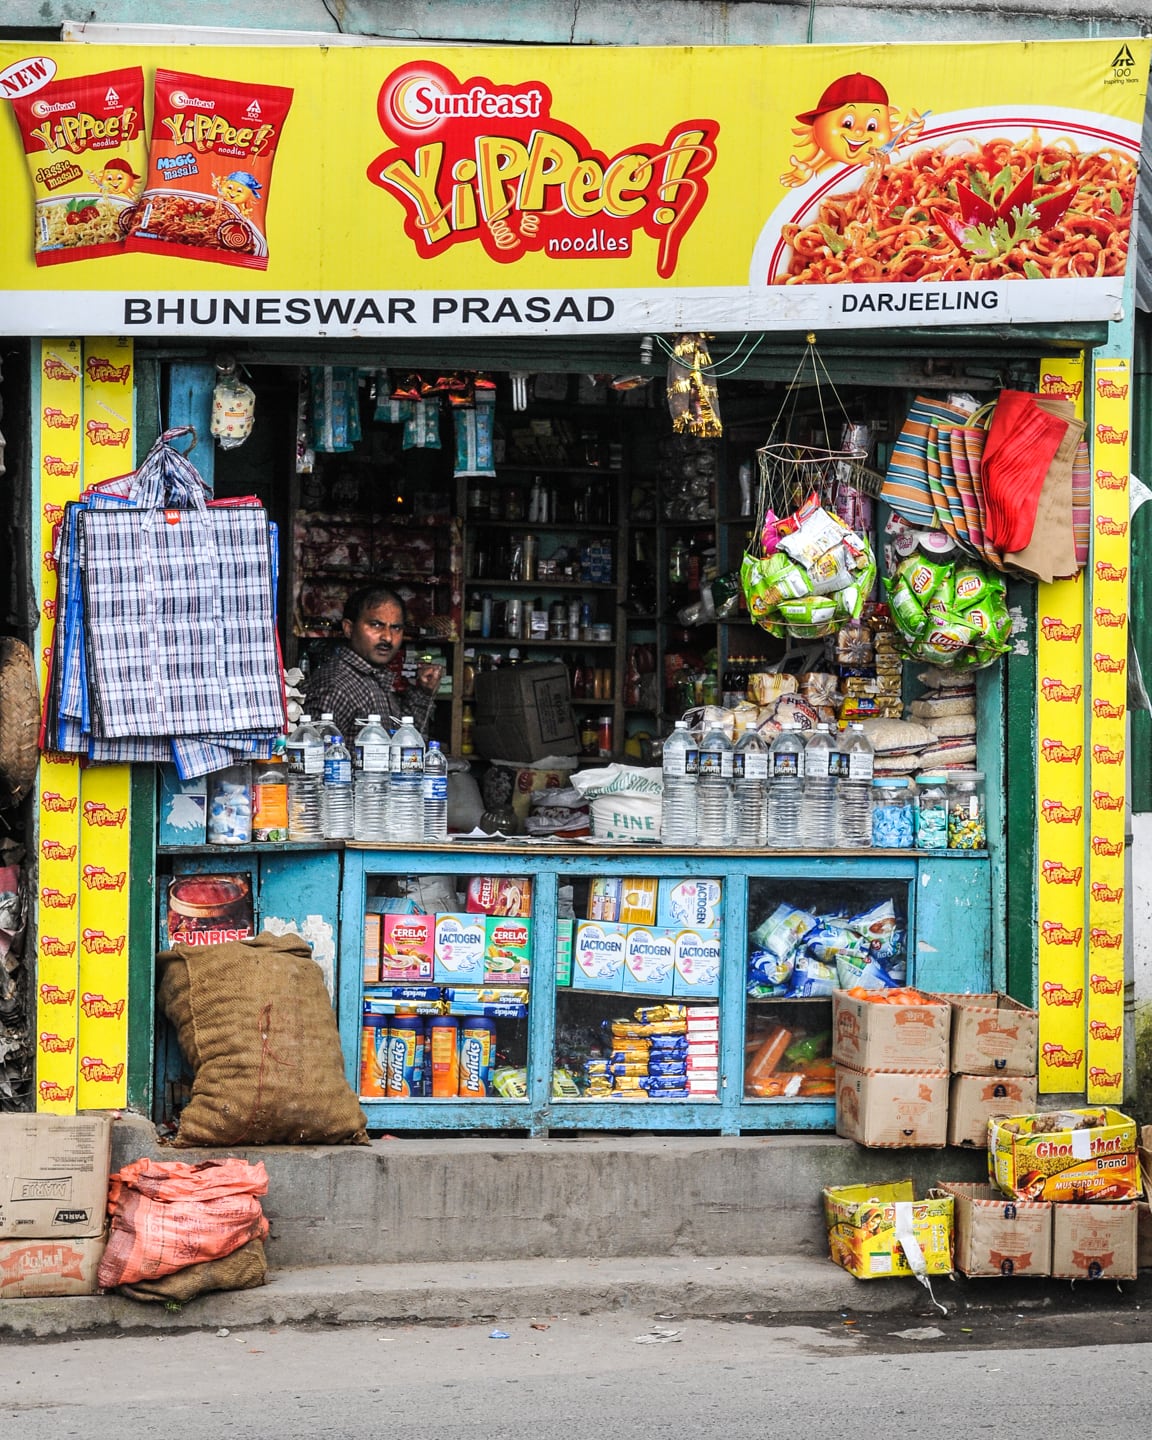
570;764;663;841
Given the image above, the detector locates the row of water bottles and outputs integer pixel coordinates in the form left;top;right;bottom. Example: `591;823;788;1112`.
284;712;448;844
661;718;874;849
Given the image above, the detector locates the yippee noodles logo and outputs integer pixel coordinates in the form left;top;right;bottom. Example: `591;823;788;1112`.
368;61;718;276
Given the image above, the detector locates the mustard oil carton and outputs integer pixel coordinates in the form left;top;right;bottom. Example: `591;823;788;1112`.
672;926;721;998
484;915;532;984
573;920;627;992
433;912;487;985
622;925;677;997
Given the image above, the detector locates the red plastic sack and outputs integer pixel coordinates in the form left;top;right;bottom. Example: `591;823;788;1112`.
97;1156;269;1290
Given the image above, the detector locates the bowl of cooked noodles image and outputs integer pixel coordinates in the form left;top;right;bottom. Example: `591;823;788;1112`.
35;193;135;254
751;108;1139;285
127;189;268;259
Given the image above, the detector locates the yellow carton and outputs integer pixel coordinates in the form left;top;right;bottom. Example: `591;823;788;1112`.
988;1107;1139;1203
822;1180;953;1280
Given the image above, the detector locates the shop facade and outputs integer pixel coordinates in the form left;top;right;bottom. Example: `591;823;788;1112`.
0;35;1146;1125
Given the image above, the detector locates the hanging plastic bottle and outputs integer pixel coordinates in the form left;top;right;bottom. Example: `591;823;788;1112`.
423;740;449;841
660;720;699;846
353;714;391;843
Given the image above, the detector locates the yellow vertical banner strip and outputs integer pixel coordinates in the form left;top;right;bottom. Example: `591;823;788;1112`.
35;340;84;1114
1035;357;1087;1093
1085;356;1130;1103
77;338;134;1109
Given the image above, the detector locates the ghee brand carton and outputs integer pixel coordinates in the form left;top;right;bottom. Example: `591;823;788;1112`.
573;920;628;991
619;877;659;925
948;1073;1038;1148
657;878;723;929
363;913;383;985
672;927;721;998
433;912;487;985
0;1235;106;1298
835;1066;949;1148
0;1115;112;1240
988;1108;1139;1203
940;992;1038;1075
832;989;950;1073
1051;1202;1138;1280
555;917;574;987
381;914;435;982
484;915;532;984
934;1182;1052;1278
622;926;677;996
823;1180;953;1280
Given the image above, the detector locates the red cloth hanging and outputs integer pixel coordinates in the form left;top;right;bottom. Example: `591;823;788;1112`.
979;390;1068;553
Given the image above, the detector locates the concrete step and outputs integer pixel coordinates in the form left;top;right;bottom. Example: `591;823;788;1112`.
111;1115;988;1269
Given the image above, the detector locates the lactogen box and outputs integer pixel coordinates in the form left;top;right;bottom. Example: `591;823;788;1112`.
622;926;676;996
672;927;721;998
657;878;723;929
573;921;627;992
433;912;487;985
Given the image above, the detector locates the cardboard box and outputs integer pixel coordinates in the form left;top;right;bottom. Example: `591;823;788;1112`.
363;913;383;985
948;1073;1038;1148
466;876;533;918
0;1235;105;1298
381;914;435;982
1051;1203;1138;1279
572;920;627;991
672;927;721;998
941;993;1038;1076
823;1180;953;1279
935;1182;1051;1277
657;878;723;929
555;917;573;987
484;915;532;984
619;877;658;925
587;877;622;922
473;662;579;762
832;990;950;1073
835;1066;949;1148
158;764;206;845
0;1114;112;1239
622;926;676;996
989;1108;1140;1203
433;912;487;985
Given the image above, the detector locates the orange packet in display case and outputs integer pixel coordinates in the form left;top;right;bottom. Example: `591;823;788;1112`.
11;67;147;266
128;69;293;270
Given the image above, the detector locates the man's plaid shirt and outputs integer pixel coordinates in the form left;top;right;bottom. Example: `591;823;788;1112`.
302;645;437;743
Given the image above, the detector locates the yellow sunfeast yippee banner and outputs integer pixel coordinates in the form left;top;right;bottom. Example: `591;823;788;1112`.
35;338;82;1114
1034;356;1087;1093
76;337;132;1109
1085;357;1130;1104
0;39;1148;335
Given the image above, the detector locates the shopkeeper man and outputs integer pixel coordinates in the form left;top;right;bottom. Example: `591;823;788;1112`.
303;586;443;742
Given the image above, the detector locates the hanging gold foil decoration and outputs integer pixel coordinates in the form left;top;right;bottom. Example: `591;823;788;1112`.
667;332;722;438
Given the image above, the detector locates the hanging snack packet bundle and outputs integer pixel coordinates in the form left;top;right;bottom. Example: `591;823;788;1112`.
128;69;293;270
885;551;1010;670
12;66;147;265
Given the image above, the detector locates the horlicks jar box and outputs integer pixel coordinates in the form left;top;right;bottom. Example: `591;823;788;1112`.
672;927;721;998
433;912;487;985
657;878;723;930
573;920;627;992
622;926;677;996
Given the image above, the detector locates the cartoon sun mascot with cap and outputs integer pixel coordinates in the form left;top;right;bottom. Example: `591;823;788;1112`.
212;170;263;217
85;157;142;199
780;73;925;187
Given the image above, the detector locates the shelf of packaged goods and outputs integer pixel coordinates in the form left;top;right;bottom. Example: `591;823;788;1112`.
488;465;622;477
465;637;617;649
466;521;616;533
301;569;457;585
570;697;615;706
746;995;835;1005
464;579;616;591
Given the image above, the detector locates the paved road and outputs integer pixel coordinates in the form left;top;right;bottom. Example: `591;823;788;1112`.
2;1308;1148;1439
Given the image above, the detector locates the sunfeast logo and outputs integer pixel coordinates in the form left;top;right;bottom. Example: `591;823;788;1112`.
368;61;718;276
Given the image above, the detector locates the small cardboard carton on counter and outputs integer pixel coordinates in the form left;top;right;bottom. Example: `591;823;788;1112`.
0;1236;106;1298
933;1182;1052;1277
835;1066;948;1148
1051;1202;1139;1280
832;990;950;1073
823;1179;953;1279
0;1113;112;1240
948;1073;1038;1148
938;992;1038;1076
988;1107;1140;1203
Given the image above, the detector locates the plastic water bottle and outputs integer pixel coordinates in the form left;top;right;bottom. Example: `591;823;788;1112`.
733;722;769;846
353;714;391;843
697;721;733;847
321;733;354;839
422;740;449;841
389;715;426;844
838;722;875;848
660;719;698;846
767;725;805;848
316;711;343;745
802;723;837;849
286;714;324;841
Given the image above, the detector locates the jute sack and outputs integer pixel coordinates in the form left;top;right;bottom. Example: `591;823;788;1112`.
118;1238;268;1303
158;932;369;1146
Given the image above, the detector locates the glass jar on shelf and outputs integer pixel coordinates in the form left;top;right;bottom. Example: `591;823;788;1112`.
915;772;948;850
947;771;987;850
870;776;917;849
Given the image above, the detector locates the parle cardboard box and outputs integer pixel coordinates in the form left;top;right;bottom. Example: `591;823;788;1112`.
823;1179;953;1279
832;991;950;1073
0;1114;112;1240
1051;1202;1138;1280
938;992;1038;1076
948;1073;1038;1148
0;1234;106;1298
835;1065;948;1148
989;1107;1139;1203
933;1182;1051;1277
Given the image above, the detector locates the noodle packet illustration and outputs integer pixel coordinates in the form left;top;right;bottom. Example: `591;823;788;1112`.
11;66;147;266
128;69;293;270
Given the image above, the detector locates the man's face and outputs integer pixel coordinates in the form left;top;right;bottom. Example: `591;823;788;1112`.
344;599;405;667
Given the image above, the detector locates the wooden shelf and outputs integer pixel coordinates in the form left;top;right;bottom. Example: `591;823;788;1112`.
464;579;616;591
467;520;616;533
465;637;616;649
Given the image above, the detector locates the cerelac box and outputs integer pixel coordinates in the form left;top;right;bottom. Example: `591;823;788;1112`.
622;926;676;996
573;920;627;991
657;878;723;929
672;927;721;998
484;915;532;984
381;914;434;982
433;912;487;985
